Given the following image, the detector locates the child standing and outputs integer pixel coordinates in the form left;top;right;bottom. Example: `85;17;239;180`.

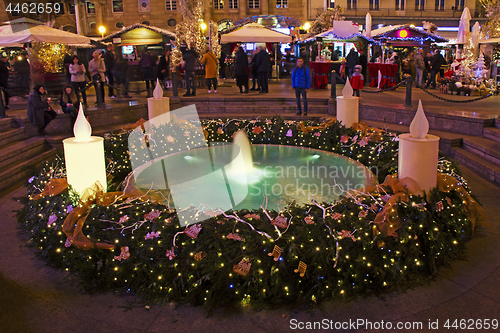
350;64;364;97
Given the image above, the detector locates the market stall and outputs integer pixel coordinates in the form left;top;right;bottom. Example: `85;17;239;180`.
299;28;378;89
220;23;291;79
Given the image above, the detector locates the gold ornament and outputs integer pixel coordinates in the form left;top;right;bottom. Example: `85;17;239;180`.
194;251;206;261
271;215;288;228
267;245;282;261
294;261;307;277
233;258;252;276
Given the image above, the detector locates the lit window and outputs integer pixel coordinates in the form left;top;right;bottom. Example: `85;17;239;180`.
415;0;425;11
248;0;259;9
276;0;288;8
112;0;123;13
214;0;224;9
395;0;405;10
435;0;444;10
86;1;95;14
229;0;238;9
327;0;336;9
369;0;380;10
165;0;176;11
455;0;464;11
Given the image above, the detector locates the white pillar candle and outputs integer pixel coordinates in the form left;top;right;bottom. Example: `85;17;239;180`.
398;100;440;192
336;79;359;128
148;79;170;125
63;105;107;196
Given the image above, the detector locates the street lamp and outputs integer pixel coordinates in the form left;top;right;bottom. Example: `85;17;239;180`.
200;22;207;32
98;26;106;38
303;22;311;31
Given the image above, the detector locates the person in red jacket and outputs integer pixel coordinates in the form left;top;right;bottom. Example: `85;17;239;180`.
350;64;364;97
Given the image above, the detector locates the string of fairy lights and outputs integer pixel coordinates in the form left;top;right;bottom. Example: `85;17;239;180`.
18;117;474;314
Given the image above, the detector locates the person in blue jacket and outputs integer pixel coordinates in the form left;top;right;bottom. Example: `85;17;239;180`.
291;57;311;116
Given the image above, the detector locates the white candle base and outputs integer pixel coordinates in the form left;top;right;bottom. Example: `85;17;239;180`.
336;96;359;128
398;133;440;192
63;136;107;196
148;97;170;125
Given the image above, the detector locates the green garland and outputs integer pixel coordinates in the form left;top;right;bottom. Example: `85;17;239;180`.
17;117;473;315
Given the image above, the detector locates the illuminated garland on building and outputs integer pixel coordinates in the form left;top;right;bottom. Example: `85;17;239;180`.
18;117;476;315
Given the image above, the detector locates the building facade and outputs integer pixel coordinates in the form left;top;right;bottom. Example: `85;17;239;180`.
2;0;327;36
334;0;486;28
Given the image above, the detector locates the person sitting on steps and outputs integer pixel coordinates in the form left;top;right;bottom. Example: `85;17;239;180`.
27;85;57;136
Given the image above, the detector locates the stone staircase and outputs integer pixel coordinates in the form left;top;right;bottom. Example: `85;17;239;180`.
0;118;56;194
451;119;500;185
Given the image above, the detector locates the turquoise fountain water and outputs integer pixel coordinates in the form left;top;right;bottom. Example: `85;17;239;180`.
133;130;378;211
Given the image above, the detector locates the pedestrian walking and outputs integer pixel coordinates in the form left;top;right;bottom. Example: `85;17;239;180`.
414;49;425;87
139;50;156;98
181;43;198;97
291;57;311;116
425;49;444;89
0;56;10;110
249;50;260;91
346;48;359;78
13;53;30;95
234;47;249;93
89;51;106;105
255;46;271;93
157;50;171;89
114;55;131;98
69;55;88;107
27;85;57;135
350;65;364;97
200;47;218;93
104;44;116;98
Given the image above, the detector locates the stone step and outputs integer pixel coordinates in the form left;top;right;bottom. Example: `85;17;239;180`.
0;137;47;171
0;148;57;194
451;147;500;186
483;127;500;144
0;127;26;146
0;118;17;132
462;136;500;167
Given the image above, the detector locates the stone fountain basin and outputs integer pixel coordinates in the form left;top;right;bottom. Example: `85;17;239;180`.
132;144;378;211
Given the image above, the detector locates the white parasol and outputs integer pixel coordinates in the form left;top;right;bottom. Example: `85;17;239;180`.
365;13;372;38
456;7;471;44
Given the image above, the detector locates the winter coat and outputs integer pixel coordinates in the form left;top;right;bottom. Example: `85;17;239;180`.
181;48;198;71
104;50;115;72
350;72;364;90
346;49;359;69
431;53;444;71
255;49;271;73
156;55;170;80
89;57;106;81
291;66;311;90
0;61;9;87
250;54;258;75
201;51;218;78
414;54;425;69
234;50;249;77
69;63;86;82
27;90;50;127
14;59;30;75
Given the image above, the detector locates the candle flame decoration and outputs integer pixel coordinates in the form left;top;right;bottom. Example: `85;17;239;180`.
73;104;92;142
153;78;163;100
410;100;429;139
342;77;353;98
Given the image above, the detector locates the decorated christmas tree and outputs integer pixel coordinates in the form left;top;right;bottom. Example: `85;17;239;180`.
171;0;220;66
308;6;345;37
